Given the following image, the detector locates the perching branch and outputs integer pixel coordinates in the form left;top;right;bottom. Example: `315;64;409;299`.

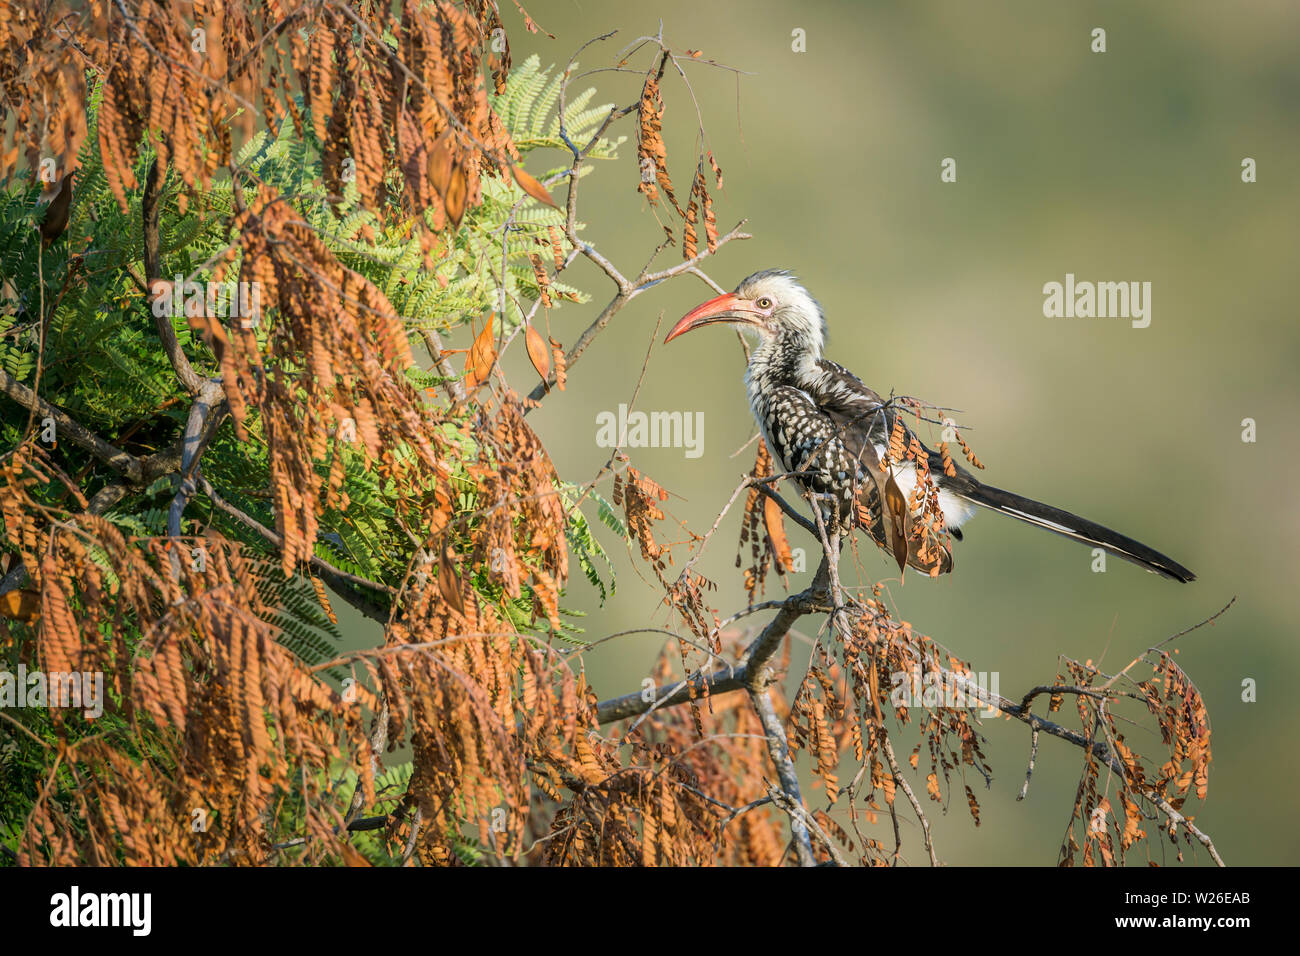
593;489;1229;866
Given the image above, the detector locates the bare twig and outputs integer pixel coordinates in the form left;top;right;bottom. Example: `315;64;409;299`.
1018;727;1041;801
765;783;849;867
517;93;750;409
420;328;467;404
879;728;938;866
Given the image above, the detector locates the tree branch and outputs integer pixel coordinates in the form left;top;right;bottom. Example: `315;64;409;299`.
593;532;1227;865
751;688;816;866
143;158;206;397
594;566;831;725
420;328;467;404
167;381;228;537
0;371;195;597
515;63;751;410
593;559;830;865
0;367;145;482
199;477;394;624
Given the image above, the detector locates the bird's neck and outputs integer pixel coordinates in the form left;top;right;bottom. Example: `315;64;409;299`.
744;332;821;409
748;330;820;380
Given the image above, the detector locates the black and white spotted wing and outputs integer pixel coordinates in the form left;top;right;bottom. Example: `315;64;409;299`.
756;383;897;557
756;364;959;573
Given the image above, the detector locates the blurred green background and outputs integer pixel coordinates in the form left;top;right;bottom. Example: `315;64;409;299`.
375;1;1300;864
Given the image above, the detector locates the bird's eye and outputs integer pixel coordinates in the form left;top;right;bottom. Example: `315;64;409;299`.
756;297;773;309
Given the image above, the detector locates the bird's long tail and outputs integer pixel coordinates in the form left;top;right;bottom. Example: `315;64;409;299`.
953;481;1196;583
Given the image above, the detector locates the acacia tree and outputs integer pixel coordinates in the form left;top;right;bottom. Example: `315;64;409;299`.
0;0;1224;867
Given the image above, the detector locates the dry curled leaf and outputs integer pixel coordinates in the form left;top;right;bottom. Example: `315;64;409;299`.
547;224;564;268
635;69;683;215
0;588;40;622
309;574;337;625
938;440;957;477
443;163;469;228
528;253;552;308
512;164;559;208
525;322;551;386
438;546;466;618
465;313;496;389
883;472;910;574
429;130;455;196
762;494;792;573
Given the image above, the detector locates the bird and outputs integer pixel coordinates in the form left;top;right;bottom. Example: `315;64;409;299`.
37;170;74;248
664;269;1195;583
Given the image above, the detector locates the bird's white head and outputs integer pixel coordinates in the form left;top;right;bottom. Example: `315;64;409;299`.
665;269;826;359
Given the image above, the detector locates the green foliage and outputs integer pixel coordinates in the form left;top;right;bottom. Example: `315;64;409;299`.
0;65;626;864
492;55;625;160
0;57;628;683
561;481;619;606
0;5;681;865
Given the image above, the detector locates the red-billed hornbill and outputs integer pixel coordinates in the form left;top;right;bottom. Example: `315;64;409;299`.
666;269;1195;582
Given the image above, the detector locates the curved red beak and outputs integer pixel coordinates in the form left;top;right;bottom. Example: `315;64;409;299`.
665;293;760;343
